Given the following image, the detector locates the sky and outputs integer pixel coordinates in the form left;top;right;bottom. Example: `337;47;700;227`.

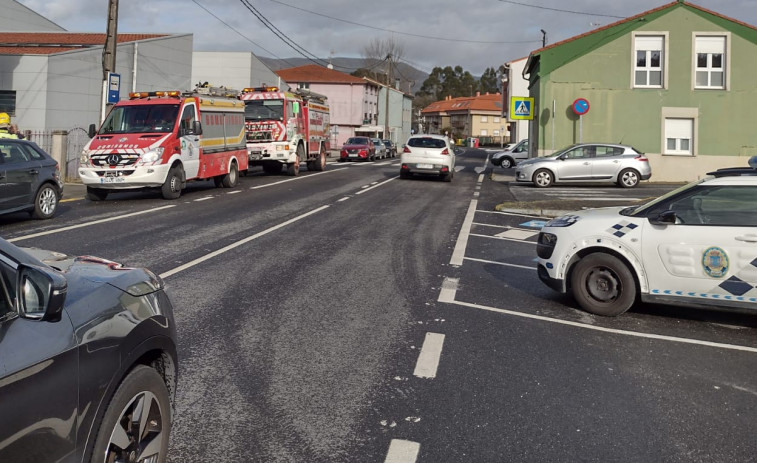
17;0;757;76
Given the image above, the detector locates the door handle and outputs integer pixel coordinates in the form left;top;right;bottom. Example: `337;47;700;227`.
735;234;757;243
29;169;39;175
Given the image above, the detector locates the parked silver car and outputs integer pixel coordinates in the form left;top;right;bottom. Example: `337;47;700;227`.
491;139;528;168
371;138;387;159
514;143;652;188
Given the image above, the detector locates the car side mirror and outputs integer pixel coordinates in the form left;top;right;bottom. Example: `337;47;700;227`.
648;210;677;226
16;264;67;322
193;120;203;136
88;123;97;138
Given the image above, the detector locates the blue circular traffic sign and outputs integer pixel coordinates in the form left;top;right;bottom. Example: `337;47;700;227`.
572;98;590;116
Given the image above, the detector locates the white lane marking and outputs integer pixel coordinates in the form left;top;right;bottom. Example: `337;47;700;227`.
227;190;242;195
338;197;350;202
160;205;330;279
476;210;546;219
464;257;537;270
478;173;485;183
438;277;459;303
250;168;348;189
450;199;477;266
355;176;397;195
385;439;420;463
470;233;537;244
414;332;446;379
446;297;757;353
374;161;392;166
8;205;177;243
194;196;214;202
495;229;538;240
454;166;465;172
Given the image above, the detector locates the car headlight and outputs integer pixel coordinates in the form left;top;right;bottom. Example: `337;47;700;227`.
139;147;164;165
80;152;89;164
544;214;580;227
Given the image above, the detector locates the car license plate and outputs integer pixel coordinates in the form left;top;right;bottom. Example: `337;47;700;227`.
417;163;434;169
101;177;125;184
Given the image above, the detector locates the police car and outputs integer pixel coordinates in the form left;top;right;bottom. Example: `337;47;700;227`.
536;157;757;316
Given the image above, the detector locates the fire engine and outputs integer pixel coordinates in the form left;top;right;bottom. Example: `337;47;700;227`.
79;86;248;200
239;86;330;176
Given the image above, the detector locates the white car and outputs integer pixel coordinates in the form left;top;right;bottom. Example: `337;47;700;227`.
400;134;456;182
491;139;528;168
536;158;757;316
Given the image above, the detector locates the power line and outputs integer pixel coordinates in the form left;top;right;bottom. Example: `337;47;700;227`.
189;0;293;66
266;0;538;44
493;0;625;19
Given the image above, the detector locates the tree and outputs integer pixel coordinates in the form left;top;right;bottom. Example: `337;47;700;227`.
417;65;480;100
479;67;501;94
361;36;406;87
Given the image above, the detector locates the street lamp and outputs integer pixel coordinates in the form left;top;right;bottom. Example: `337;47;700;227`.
540;29;547;48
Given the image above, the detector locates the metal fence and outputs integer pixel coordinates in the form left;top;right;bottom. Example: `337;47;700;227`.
25;128;89;182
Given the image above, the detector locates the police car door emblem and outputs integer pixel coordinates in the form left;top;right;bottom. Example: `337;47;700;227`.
702;246;729;278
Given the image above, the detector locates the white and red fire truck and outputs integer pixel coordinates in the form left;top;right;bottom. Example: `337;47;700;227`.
239;86;330;176
79;86;248;200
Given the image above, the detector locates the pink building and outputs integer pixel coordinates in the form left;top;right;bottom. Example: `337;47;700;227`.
276;65;381;149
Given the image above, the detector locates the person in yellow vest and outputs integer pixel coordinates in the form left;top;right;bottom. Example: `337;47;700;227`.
0;113;18;138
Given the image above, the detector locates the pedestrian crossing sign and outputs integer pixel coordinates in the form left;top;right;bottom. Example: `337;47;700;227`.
510;97;534;120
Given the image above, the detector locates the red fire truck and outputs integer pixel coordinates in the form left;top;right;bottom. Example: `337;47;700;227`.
239;86;330;176
79;86;248;200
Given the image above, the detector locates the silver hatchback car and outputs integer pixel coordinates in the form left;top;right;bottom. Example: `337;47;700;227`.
514;143;652;188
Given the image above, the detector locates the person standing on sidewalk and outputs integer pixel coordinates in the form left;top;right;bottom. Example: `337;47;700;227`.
0;113;18;139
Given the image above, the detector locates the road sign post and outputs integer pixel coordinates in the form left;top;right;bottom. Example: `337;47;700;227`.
572;98;590;143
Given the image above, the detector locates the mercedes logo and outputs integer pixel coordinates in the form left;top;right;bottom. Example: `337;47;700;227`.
107;154;120;166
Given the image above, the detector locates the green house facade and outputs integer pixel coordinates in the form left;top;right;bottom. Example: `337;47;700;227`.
524;0;757;181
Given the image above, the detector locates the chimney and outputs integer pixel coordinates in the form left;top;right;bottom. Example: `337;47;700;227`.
476;91;481;97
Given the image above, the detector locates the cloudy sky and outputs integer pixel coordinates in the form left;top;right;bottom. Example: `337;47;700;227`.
18;0;757;75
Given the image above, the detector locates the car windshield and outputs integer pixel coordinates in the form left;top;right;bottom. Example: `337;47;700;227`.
621;177;708;216
346;137;369;144
244;99;284;121
541;144;579;158
100;104;180;134
408;137;446;149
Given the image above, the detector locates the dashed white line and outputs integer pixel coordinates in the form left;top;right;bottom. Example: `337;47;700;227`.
194;196;214;202
385;439;420;463
463;257;536;270
8;205;177;242
159;205;330;279
250;168;348;189
450;199;477;266
413;332;446;379
338;197;350;202
355;176;397;195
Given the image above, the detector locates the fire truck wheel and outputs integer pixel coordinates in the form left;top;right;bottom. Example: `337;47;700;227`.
287;161;300;176
86;187;109;202
314;146;326;171
162;166;183;199
222;162;239;188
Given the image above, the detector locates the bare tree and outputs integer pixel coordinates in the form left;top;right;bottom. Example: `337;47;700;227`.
361;36;406;84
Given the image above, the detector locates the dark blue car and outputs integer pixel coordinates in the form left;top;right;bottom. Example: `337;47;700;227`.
0;139;63;219
0;238;178;462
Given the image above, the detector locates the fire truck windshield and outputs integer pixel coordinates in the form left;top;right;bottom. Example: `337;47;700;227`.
100;104;180;134
244;100;284;121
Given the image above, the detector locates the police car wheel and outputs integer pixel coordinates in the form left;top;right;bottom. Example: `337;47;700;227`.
570;253;636;316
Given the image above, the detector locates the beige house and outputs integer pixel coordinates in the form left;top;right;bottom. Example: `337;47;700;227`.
421;93;509;144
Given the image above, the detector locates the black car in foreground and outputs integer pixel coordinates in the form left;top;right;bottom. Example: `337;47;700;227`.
0;139;63;220
0;238;178;462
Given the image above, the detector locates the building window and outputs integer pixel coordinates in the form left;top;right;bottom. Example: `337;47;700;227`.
0;90;16;116
298;83;309;89
664;118;694;156
481;116;488;122
695;35;727;89
493;117;500;123
493;130;500;136
634;35;665;88
480;129;488;136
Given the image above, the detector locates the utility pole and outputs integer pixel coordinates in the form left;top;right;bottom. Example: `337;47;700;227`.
384;54;392;140
540;29;547;48
101;0;119;122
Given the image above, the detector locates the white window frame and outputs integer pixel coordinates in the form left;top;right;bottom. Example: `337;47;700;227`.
693;33;730;90
493;117;500;123
481;115;488;122
661;107;698;157
632;32;669;89
480;129;488;136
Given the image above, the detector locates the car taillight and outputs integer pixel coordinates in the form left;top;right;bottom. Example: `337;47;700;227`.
403;146;411;153
635;154;649;162
440;148;449;155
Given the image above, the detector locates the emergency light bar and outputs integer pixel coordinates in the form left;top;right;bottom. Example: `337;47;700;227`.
129;91;181;99
242;86;279;93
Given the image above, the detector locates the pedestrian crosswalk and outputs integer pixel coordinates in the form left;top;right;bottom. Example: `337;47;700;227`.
515;186;642;202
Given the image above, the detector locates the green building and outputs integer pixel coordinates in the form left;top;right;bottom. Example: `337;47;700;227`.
523;0;757;182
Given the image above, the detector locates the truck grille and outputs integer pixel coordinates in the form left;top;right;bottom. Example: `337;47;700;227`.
90;153;140;167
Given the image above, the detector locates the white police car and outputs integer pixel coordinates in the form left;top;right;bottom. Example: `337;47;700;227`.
536;158;757;316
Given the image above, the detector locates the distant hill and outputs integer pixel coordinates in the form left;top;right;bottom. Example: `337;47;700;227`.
258;57;428;95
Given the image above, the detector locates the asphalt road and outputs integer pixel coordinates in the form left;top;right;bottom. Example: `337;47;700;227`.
1;148;755;462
